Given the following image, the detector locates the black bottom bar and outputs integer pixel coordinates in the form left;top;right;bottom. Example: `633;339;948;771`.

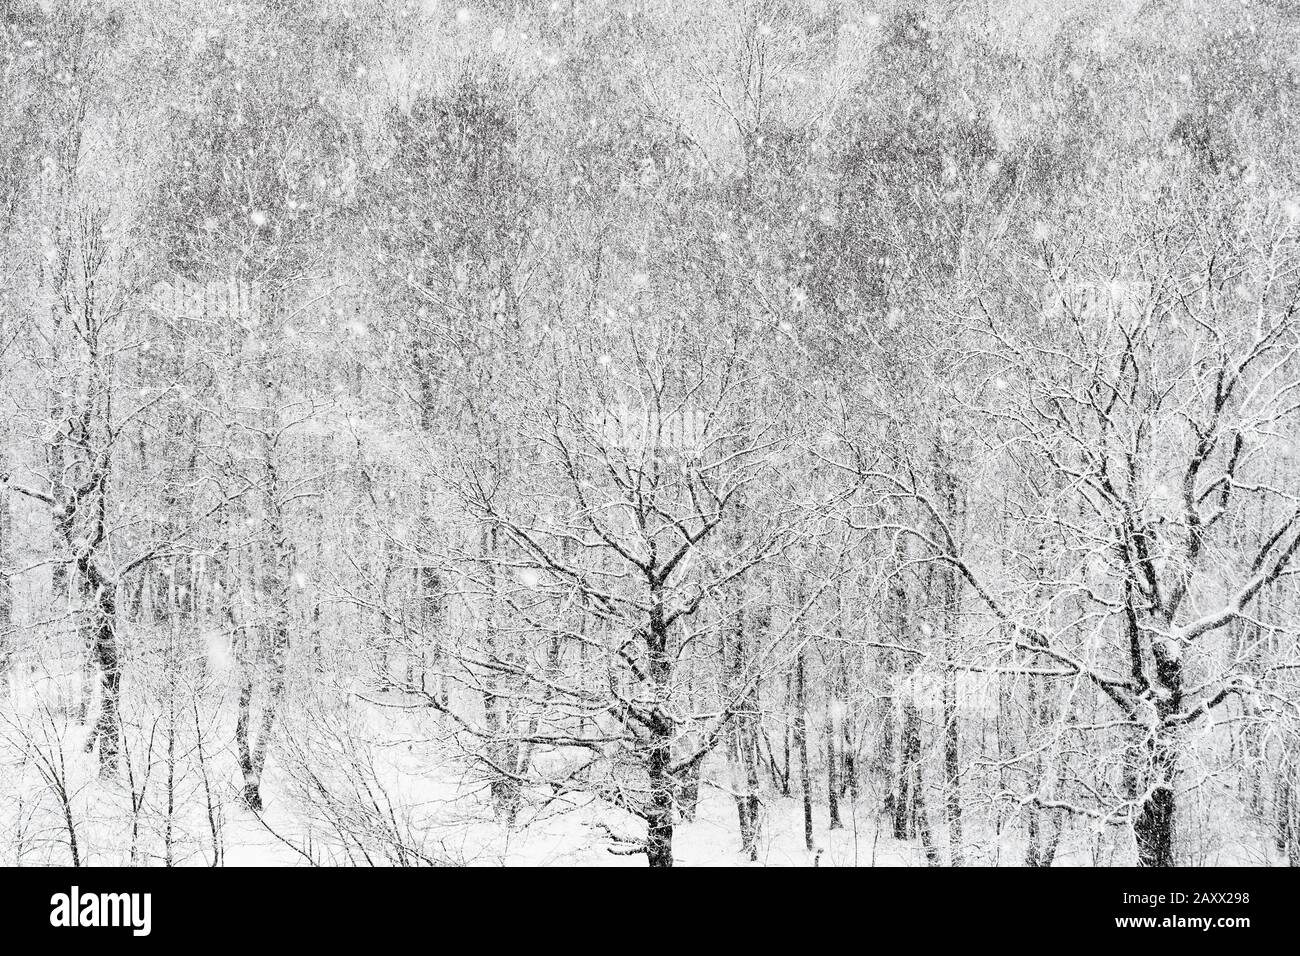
0;867;1283;944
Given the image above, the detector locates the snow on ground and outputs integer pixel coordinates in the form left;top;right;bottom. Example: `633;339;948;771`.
2;686;1289;867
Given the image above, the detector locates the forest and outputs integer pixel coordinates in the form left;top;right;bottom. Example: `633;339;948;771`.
2;0;1300;867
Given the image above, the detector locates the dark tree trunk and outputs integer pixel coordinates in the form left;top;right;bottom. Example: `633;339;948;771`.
936;437;963;864
732;720;762;860
885;524;910;832
676;759;701;823
646;766;674;869
880;672;898;823
645;598;675;868
1281;747;1299;866
1038;809;1065;868
1134;744;1177;867
79;538;121;777
1024;674;1042;867
729;594;762;861
1134;638;1182;867
896;690;925;843
796;650;814;852
892;691;912;840
839;658;859;803
826;717;842;829
827;587;845;830
942;667;962;865
479;525;522;825
236;459;293;812
89;599;121;776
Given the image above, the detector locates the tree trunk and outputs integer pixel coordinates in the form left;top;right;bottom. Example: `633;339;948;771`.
897;688;924;843
1281;745;1299;866
1133;741;1177;867
796;650;814;852
936;435;963;864
891;688;912;840
78;533;121;777
1134;638;1182;867
236;451;293;812
645;597;675;868
826;710;842;829
880;662;898;823
676;758;701;823
646;740;674;868
88;588;121;776
885;523;910;834
1025;671;1044;867
942;666;962;865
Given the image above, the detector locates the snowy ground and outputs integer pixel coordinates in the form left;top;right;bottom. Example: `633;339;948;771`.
218;787;908;867
1;685;1286;867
